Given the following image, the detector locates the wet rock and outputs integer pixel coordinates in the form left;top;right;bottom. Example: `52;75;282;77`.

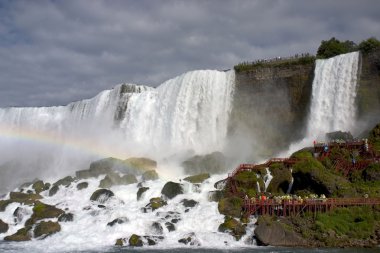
76;182;88;190
13;207;30;223
99;174;137;188
143;235;164;246
208;190;224;202
171;218;180;224
115;238;125;246
4;227;32;241
10;192;42;202
137;187;149;201
161;181;183;199
182;152;227;175
32;180;45;194
34;221;61;238
124;157;157;173
107;217;129;227
218;216;246;240
178;232;200;246
214;179;227;190
25;201;65;226
218;197;243;218
181;199;198;208
99;175;113;188
254;216;308;246
183;173;210;184
120;174;138;185
165;222;175;232
129;234;143;247
90;189;114;203
49;185;59;196
98;205;106;209
142;170;159;181
0;200;13;211
151;222;163;235
76;158;121;179
53;176;74;187
58;213;74;222
144;197;167;212
0;219;9;233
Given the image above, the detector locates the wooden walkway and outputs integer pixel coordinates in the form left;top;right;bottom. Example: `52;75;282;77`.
243;198;380;217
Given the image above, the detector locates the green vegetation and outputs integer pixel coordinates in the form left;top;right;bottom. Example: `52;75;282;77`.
358;37;380;55
234;170;264;196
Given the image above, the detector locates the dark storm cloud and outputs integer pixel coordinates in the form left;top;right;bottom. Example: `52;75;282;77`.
0;0;379;107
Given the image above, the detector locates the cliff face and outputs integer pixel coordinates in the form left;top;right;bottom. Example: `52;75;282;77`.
228;63;314;159
357;49;380;130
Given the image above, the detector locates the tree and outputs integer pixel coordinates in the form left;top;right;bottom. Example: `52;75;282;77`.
317;37;357;59
358;37;380;55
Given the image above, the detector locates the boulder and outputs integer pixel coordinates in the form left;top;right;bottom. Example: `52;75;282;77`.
32;180;46;194
218;197;243;218
124;157;157;173
151;222;163;235
107;217;129;227
218;216;246;240
144;197;167;212
254;216;307;246
181;199;198;208
208;191;224;202
90;189;114;203
49;185;59;196
0;219;9;233
115;238;125;246
9;192;42;202
183;173;210;184
34;221;61;238
142;170;159;181
76;158;122;179
76;182;89;190
0;200;13;211
165;222;175;232
4;227;31;241
161;181;183;199
178;232;201;246
25;201;64;226
58;213;74;222
99;176;113;188
99;174;137;188
267;164;293;194
129;234;143;247
182;152;227;175
120;174;138;185
137;187;149;201
143;235;164;246
53;176;74;187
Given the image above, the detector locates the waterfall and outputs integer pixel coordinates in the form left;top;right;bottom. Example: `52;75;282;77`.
264;168;273;192
287;168;294;194
306;51;360;139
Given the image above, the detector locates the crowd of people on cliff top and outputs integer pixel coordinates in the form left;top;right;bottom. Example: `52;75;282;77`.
242;52;312;66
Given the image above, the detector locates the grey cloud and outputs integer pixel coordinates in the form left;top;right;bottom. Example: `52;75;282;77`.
0;0;380;107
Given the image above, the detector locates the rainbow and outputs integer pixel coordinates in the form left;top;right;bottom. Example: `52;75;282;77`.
0;124;130;159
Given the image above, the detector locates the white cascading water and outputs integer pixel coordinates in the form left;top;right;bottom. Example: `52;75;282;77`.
283;52;360;155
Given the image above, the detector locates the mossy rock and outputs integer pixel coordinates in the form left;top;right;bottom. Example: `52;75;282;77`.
233;170;264;196
76;182;89;190
267;164;292;195
129;234;143;247
218;216;246;240
9;192;42;202
4;227;32;241
99;175;113;188
125;157;157;172
208;190;224;202
142;170;159;181
137;187;149;201
181;152;227;175
49;185;59;196
34;221;61;238
147;197;167;211
32;180;45;194
291;149;313;159
0;200;13;211
99;174;137;188
183;173;210;184
161;181;183;199
25;201;64;226
58;213;74;222
218;197;243;218
0;219;9;233
120;174;138;184
90;189;114;203
115;238;125;246
53;176;74;187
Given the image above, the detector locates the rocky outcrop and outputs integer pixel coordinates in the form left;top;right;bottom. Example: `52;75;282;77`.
183;173;210;184
4;227;31;241
0;219;9;233
90;189;114;203
142;170;159;181
182;152;227;175
9;192;42;202
99;174;137;188
76;182;88;190
161;182;183;199
254;216;308;246
137;187;149;201
25;201;64;226
143;197;167;212
32;180;49;194
53;176;74;187
218;197;243;218
218;216;246;240
34;221;61;238
129;234;143;247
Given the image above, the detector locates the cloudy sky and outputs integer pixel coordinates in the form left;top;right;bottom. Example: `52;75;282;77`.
0;0;379;107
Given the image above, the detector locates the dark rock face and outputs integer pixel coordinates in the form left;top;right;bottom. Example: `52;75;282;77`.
32;180;45;194
0;219;9;233
13;207;30;223
53;176;74;187
90;189;114;203
129;234;143;247
142;170;159;181
181;199;198;208
0;200;13;211
183;173;210;184
25;201;65;226
137;187;149;201
76;182;89;190
4;227;31;241
58;213;74;222
151;222;163;235
182;152;227;175
34;221;61;238
165;222;175;232
49;185;59;196
99;173;137;188
161;181;183;199
107;217;129;227
254;216;307;246
230;63;314;158
208;190;224;202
